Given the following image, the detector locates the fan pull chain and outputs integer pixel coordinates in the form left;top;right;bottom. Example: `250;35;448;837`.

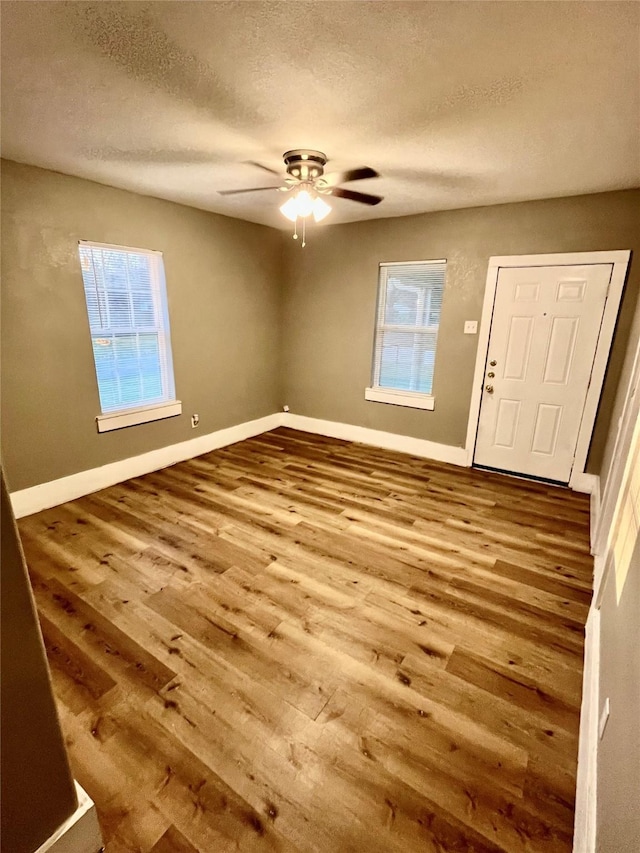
302;217;306;248
293;219;298;241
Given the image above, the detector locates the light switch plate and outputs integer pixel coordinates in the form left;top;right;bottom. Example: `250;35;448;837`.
464;320;478;334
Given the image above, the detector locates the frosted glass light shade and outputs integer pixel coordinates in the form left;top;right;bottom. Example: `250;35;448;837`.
295;190;314;217
279;196;299;222
312;196;332;222
280;189;332;225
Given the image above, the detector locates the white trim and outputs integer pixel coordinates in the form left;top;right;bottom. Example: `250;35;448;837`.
371;260;445;398
379;258;447;267
464;259;499;465
590;475;601;554
80;241;177;421
592;553;609;612
594;329;640;557
488;250;631;267
570;472;599;496
281;412;467;466
34;781;102;853
465;250;631;488
96;400;182;433
79;238;161;256
569;255;630;489
10;413;282;518
573;605;600;853
365;387;435;411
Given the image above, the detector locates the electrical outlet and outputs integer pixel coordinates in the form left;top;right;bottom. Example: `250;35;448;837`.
283;405;290;413
464;320;478;334
191;414;200;428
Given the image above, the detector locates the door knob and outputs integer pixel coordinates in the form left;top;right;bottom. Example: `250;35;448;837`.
489;360;497;367
487;371;495;378
485;384;494;393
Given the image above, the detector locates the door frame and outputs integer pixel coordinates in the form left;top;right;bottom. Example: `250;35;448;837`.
593;321;640;567
464;250;631;492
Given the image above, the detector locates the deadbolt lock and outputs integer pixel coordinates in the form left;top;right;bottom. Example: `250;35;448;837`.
489;360;497;367
485;385;494;393
487;371;495;378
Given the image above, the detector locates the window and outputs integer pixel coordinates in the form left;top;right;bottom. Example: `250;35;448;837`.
78;241;181;432
366;259;446;411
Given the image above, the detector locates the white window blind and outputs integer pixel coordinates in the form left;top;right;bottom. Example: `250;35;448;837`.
371;260;446;397
78;242;176;415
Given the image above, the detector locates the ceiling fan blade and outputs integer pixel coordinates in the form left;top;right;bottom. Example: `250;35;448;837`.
331;187;383;206
246;161;282;176
320;167;379;187
218;186;280;196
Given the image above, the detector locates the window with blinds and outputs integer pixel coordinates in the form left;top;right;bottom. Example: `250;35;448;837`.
78;242;177;417
371;260;446;399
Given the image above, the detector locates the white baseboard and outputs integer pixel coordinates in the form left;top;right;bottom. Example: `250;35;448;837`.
9;409;602;518
573;605;600;853
10;413;282;518
589;475;601;554
35;782;102;853
570;471;599;496
9;412;469;517
280;413;468;467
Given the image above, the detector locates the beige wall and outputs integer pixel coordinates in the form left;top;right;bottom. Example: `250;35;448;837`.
2;162;638;494
594;298;640;852
1;160;283;491
596;542;640;852
282;190;640;474
0;469;79;852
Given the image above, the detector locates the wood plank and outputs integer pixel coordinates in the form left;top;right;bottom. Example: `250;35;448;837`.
31;573;176;693
149;826;199;853
144;585;337;720
19;428;592;852
38;612;117;712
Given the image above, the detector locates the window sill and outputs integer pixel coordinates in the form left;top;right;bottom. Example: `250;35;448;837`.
365;387;435;411
96;400;182;433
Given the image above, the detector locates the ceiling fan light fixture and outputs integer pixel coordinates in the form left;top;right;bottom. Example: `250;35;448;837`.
221;150;380;246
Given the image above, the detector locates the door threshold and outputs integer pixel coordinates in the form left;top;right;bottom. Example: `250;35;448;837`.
472;464;568;488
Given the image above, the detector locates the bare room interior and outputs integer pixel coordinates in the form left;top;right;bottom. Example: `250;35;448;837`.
1;3;639;853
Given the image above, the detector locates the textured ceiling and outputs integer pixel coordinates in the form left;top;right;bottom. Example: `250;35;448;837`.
1;1;639;229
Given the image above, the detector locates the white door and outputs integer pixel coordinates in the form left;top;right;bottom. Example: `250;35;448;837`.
474;264;612;482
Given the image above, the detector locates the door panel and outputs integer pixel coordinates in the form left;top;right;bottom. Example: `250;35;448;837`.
494;398;521;448
504;316;533;379
474;264;612;482
531;403;562;456
543;317;578;384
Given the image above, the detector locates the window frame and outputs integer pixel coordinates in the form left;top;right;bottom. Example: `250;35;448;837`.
78;240;181;432
366;258;446;411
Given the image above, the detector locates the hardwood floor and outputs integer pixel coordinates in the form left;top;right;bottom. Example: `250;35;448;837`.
18;428;593;852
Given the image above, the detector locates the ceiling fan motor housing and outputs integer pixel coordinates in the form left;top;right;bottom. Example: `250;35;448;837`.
283;149;327;181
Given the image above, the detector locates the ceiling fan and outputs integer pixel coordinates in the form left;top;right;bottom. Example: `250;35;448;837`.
218;149;383;245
